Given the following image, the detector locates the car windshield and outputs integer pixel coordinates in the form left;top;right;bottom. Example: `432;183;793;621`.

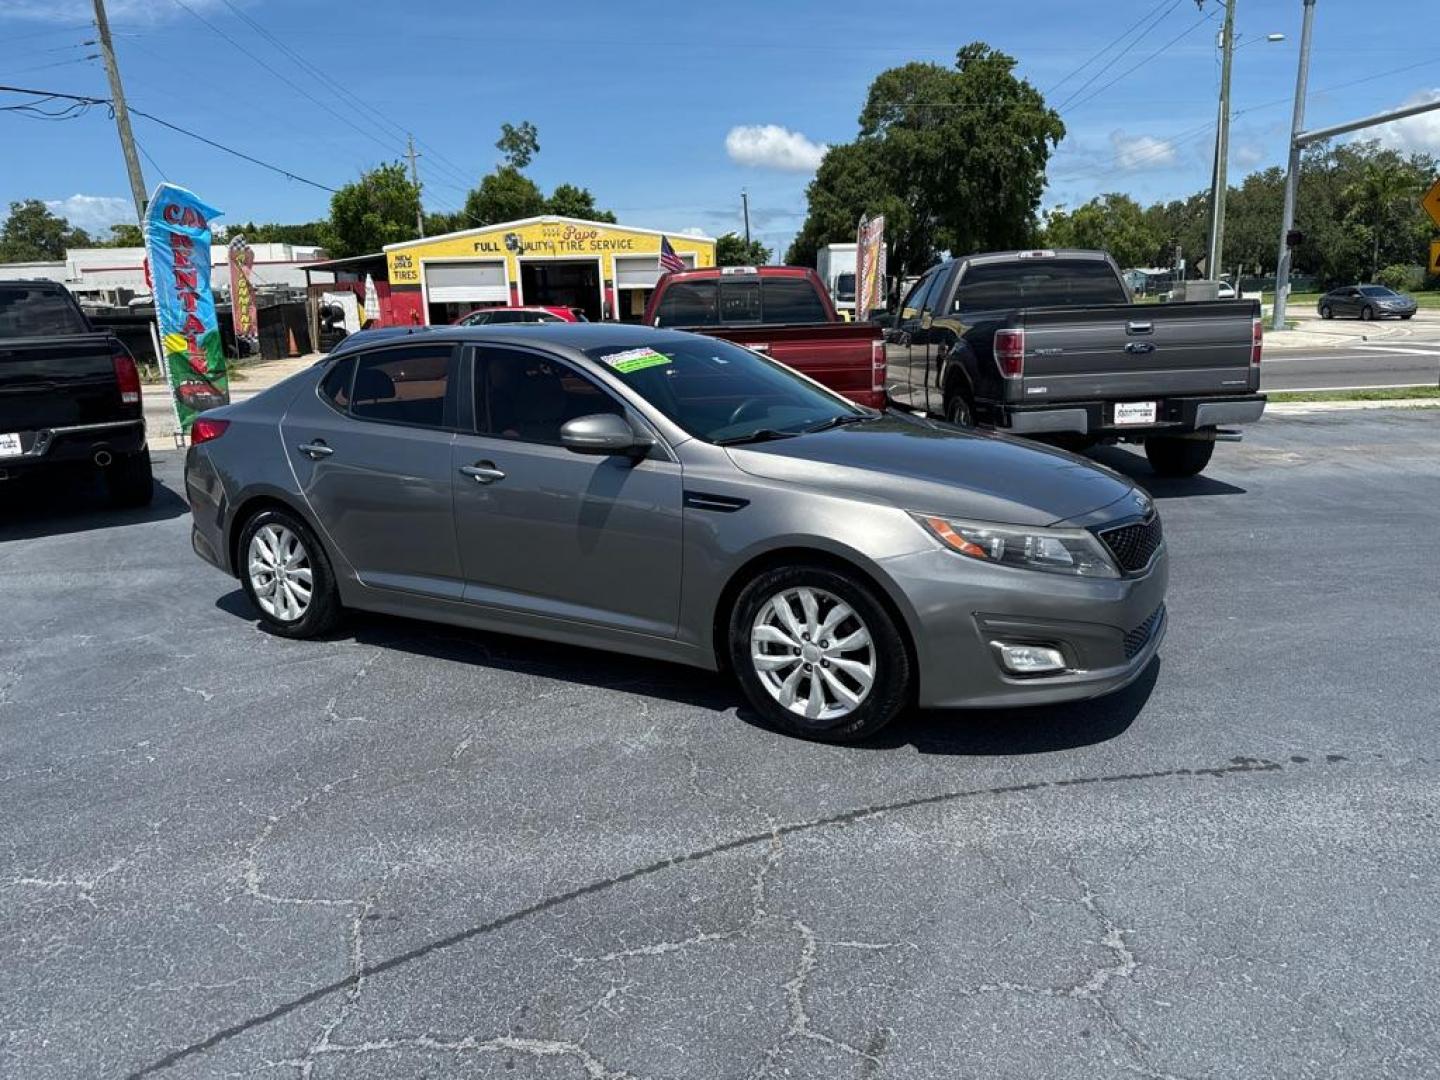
1360;286;1397;297
582;337;867;444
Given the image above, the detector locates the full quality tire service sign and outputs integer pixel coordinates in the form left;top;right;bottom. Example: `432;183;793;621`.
144;183;229;432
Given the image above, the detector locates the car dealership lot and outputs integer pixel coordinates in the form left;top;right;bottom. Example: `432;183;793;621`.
3;412;1439;1078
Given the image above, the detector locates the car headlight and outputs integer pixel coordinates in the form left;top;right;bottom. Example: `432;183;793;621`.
915;514;1120;579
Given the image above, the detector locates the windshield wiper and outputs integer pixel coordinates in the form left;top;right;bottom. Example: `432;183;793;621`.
713;428;801;447
803;413;875;434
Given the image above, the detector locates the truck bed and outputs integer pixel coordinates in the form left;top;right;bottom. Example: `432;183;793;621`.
684;322;884;408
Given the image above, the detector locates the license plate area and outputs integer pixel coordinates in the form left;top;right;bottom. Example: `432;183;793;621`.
1113;401;1157;426
0;431;22;457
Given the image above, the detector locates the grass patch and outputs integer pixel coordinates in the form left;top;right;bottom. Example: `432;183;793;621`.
1269;385;1440;403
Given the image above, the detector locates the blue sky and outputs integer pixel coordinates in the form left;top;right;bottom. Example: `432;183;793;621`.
3;0;1438;257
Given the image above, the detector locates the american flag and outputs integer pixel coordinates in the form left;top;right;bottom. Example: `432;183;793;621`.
659;236;685;274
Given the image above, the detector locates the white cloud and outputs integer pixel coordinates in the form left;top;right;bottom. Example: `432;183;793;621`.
725;125;828;172
43;194;134;233
1232;143;1267;169
1109;132;1178;171
1371;88;1440;155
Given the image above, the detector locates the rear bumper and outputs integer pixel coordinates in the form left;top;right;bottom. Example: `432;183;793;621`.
0;419;146;473
994;393;1266;437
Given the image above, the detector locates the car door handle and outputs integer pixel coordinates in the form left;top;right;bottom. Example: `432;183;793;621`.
297;441;333;458
459;463;506;484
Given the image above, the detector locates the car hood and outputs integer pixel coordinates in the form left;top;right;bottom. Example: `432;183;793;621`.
725;413;1143;527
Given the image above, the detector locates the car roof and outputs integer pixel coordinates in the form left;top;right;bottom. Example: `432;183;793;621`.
336;323;707;353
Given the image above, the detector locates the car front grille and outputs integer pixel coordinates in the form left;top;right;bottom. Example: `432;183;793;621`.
1099;513;1164;574
1123;604;1165;660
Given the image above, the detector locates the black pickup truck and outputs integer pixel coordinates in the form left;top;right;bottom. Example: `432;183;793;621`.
0;280;152;506
885;249;1265;476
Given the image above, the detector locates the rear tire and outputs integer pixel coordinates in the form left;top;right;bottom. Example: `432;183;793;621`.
105;449;154;508
1145;435;1215;478
729;564;910;743
238;507;342;638
943;391;975;427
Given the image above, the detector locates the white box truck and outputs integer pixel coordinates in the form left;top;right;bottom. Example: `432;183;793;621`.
816;243;857;318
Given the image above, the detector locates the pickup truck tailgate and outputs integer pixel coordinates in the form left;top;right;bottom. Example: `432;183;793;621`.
1014;300;1258;403
0;333;123;432
687;322;884;406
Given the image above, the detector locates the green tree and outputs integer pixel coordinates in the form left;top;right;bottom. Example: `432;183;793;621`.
1341;150;1418;279
1043;194;1160;269
716;232;771;266
221;220;327;246
0;199;92;261
462;166;546;228
424;210;462;236
497;121;540;169
546;183;616;222
790;44;1063;283
322;163;421;257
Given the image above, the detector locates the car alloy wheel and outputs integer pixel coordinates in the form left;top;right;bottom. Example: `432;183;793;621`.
749;586;876;722
1319;304;1332;319
247;523;313;622
1360;306;1374;321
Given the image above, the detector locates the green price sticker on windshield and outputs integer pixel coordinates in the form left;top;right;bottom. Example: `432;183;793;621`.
601;348;671;374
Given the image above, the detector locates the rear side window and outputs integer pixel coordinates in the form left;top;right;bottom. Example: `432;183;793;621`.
350;345;453;428
319;356;355;412
0;285;89;339
654;280;717;326
762;278;827;323
952;259;1128;311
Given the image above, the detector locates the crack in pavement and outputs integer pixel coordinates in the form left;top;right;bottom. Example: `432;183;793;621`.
127;751;1345;1079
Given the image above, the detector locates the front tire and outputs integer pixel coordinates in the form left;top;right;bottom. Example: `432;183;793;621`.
1360;305;1375;321
1319;304;1332;319
1145;434;1216;478
729;565;910;743
238;508;341;638
105;449;154;508
1400;312;1414;320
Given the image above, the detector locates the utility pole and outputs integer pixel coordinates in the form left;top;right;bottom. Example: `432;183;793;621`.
741;189;751;247
1272;0;1317;331
406;135;424;239
91;0;147;224
1206;0;1237;281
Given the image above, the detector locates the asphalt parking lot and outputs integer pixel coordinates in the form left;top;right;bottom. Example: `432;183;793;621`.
3;410;1439;1079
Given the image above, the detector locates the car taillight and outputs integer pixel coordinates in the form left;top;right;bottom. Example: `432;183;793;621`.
191;418;230;445
995;328;1025;379
112;343;142;405
871;338;886;393
1251;316;1263;366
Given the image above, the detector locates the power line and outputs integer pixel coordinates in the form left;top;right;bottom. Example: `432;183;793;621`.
1055;0;1185;112
1045;0;1174;97
0;55;99;79
0;22;90;45
0;84;338;192
166;0;411;166
1062;5;1217;115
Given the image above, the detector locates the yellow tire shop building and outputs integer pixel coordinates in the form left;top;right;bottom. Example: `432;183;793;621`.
383;217;716;325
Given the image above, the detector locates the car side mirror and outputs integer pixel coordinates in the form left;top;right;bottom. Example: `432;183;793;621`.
559;413;652;458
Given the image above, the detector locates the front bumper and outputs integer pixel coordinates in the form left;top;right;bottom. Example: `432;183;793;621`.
882;543;1169;709
998;394;1266;438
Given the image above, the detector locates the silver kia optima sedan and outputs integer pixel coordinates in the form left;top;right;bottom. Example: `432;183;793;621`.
185;324;1166;742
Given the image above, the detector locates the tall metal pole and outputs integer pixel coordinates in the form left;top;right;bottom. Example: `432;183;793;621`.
406;135;425;239
741;189;751;247
1206;0;1237;281
91;0;147;223
1272;0;1317;332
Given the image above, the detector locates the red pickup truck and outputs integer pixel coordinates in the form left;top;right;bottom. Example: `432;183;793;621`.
643;266;886;409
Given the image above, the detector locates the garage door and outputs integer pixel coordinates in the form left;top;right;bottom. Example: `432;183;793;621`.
424;261;507;303
614;253;694;288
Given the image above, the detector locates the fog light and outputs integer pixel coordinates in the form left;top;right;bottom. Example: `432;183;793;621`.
995;643;1068;675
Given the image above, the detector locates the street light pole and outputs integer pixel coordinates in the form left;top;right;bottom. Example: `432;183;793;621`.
1272;0;1317;332
91;0;147;223
741;189;751;247
1206;0;1237;281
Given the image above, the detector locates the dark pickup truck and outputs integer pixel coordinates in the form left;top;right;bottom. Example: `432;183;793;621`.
645;266;886;409
885;249;1265;476
0;280;153;506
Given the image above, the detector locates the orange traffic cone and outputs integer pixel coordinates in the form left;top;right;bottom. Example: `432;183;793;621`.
287;326;299;357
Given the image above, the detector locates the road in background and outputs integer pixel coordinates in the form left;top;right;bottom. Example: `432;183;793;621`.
3;412;1439;1078
1263;309;1440;391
